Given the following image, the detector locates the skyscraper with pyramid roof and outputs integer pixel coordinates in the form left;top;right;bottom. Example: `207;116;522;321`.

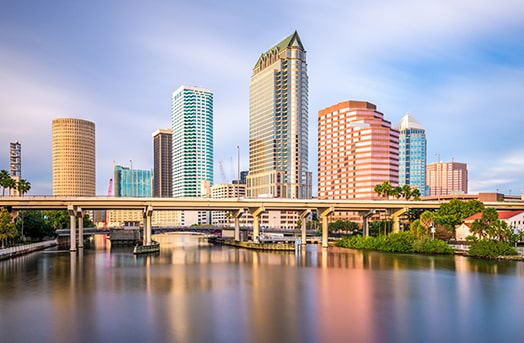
394;113;427;196
247;31;311;199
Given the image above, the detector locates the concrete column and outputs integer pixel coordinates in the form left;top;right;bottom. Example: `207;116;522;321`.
359;210;376;237
249;207;265;242
232;210;243;241
318;207;334;248
68;205;76;252
391;208;408;233
144;205;153;245
77;208;84;248
300;209;311;245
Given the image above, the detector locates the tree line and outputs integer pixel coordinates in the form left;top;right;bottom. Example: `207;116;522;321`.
0;169;31;196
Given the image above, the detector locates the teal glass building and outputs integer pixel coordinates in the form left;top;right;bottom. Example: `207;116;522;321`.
394;113;427;196
171;85;213;198
114;165;152;197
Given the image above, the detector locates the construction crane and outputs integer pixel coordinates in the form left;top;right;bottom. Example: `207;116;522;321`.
218;161;227;184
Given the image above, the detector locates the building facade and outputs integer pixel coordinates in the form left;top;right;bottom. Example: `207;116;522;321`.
171;85;213;198
152;128;172;197
211;183;247;227
394;113;427;196
114;165;152;197
52;118;96;196
171;85;213;226
318;101;399;200
246;31;311;199
427;161;468;196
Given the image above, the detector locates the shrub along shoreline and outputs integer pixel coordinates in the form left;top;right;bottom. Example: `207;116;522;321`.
336;232;454;254
335;231;520;258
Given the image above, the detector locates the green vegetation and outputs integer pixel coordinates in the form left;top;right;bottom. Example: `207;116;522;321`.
328;219;359;234
0;207;18;247
336;231;453;255
0;169;31;196
468;240;517;258
373;181;421;200
16;210;55;241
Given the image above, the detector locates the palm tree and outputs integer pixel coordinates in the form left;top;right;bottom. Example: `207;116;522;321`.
374;181;394;199
0;170;10;196
17;179;31;196
5;177;16;196
401;184;412;200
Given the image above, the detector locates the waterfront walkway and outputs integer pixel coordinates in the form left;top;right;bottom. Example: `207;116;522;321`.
0;240;57;260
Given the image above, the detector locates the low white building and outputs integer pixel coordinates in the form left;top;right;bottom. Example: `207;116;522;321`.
456;210;524;241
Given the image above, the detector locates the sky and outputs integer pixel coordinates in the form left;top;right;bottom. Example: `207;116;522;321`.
1;0;523;196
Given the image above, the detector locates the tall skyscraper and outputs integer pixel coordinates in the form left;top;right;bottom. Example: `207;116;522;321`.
114;165;151;197
247;31;311;199
394;113;427;196
318;101;399;200
427;161;468;196
171;85;213;198
52;118;96;196
152;128;172;197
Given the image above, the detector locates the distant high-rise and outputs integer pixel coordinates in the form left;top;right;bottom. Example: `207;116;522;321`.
427;161;468;196
52;118;96;196
10;141;21;179
247;31;311;199
318;101;399;200
394;113;427;196
152;128;172;197
9;141;21;195
171;85;213;198
114;165;151;197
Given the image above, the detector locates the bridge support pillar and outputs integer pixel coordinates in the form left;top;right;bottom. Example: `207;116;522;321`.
358;210;376;237
390;208;408;233
77;207;84;248
248;207;265;242
319;207;334;248
68;205;76;252
300;209;311;245
143;205;153;245
232;210;243;241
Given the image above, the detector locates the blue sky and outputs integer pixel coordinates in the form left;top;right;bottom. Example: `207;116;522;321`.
1;0;523;196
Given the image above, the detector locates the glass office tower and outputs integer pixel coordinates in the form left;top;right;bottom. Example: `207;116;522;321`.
395;113;427;196
171;85;213;198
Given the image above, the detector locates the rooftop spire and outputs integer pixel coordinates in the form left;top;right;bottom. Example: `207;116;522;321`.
394;112;424;130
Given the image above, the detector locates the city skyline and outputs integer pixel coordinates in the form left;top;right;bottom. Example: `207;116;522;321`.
1;1;523;195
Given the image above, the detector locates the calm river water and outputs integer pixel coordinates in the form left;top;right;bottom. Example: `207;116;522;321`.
1;233;524;343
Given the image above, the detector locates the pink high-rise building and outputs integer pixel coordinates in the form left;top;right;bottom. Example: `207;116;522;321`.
427;161;468;196
318;101;399;200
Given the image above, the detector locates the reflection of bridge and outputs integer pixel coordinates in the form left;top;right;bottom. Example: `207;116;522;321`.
3;196;524;251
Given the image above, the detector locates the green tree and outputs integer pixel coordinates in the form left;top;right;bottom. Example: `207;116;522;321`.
0;207;18;247
437;199;485;228
0;169;14;196
374;181;393;199
43;210;70;230
16;179;31;196
16;210;55;241
328;219;359;234
410;219;426;238
419;211;435;235
470;207;498;240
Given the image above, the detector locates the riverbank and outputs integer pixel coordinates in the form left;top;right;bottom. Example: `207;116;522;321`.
0;240;57;261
